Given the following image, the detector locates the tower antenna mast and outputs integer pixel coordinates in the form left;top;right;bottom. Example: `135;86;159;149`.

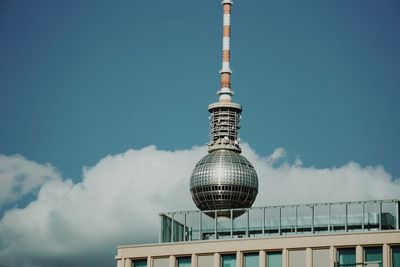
219;0;234;103
208;0;242;153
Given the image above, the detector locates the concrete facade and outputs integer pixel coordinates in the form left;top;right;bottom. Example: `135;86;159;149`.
116;231;400;267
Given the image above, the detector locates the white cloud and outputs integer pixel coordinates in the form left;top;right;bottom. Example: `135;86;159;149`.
0;155;61;206
266;147;286;165
0;145;399;267
0;146;204;267
241;144;400;206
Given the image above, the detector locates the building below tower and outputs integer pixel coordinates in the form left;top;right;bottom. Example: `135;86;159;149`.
116;199;400;267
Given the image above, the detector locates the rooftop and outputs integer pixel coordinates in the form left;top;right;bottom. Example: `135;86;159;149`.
159;199;399;243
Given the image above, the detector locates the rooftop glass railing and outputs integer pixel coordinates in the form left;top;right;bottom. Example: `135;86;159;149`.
159;199;399;243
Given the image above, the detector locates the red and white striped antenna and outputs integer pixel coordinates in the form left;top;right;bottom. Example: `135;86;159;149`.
218;0;234;103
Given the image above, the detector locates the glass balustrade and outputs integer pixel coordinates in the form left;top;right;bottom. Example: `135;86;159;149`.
159;199;399;243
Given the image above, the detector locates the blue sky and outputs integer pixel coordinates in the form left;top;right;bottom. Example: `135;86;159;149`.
0;1;400;267
1;0;400;180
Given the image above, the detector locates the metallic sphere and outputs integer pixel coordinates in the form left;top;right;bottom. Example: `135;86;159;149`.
190;149;258;211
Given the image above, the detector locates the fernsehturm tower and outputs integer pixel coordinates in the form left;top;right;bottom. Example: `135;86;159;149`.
190;0;258;212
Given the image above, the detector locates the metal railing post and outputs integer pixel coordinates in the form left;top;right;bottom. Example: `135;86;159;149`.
396;200;400;230
262;207;265;236
279;207;282;235
215;210;218;239
328;204;331;232
345;203;348;232
379;201;382;230
295;206;298;234
184;212;187;242
230;209;233;238
362;202;365;230
311;205;315;233
199;211;202;241
171;213;175;242
159;214;162;243
247;209;250;237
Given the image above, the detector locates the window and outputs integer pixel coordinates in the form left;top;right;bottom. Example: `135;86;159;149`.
267;251;282;267
337;248;356;267
289;250;306;267
198;255;213;267
221;254;236;267
312;249;329;267
132;259;147;267
244;253;259;267
153;258;169;267
177;257;191;267
392;246;400;267
364;247;382;267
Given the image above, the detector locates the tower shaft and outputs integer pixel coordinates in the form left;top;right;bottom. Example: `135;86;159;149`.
208;0;242;153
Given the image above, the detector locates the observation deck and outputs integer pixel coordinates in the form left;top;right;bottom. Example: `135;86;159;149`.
159;199;399;243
